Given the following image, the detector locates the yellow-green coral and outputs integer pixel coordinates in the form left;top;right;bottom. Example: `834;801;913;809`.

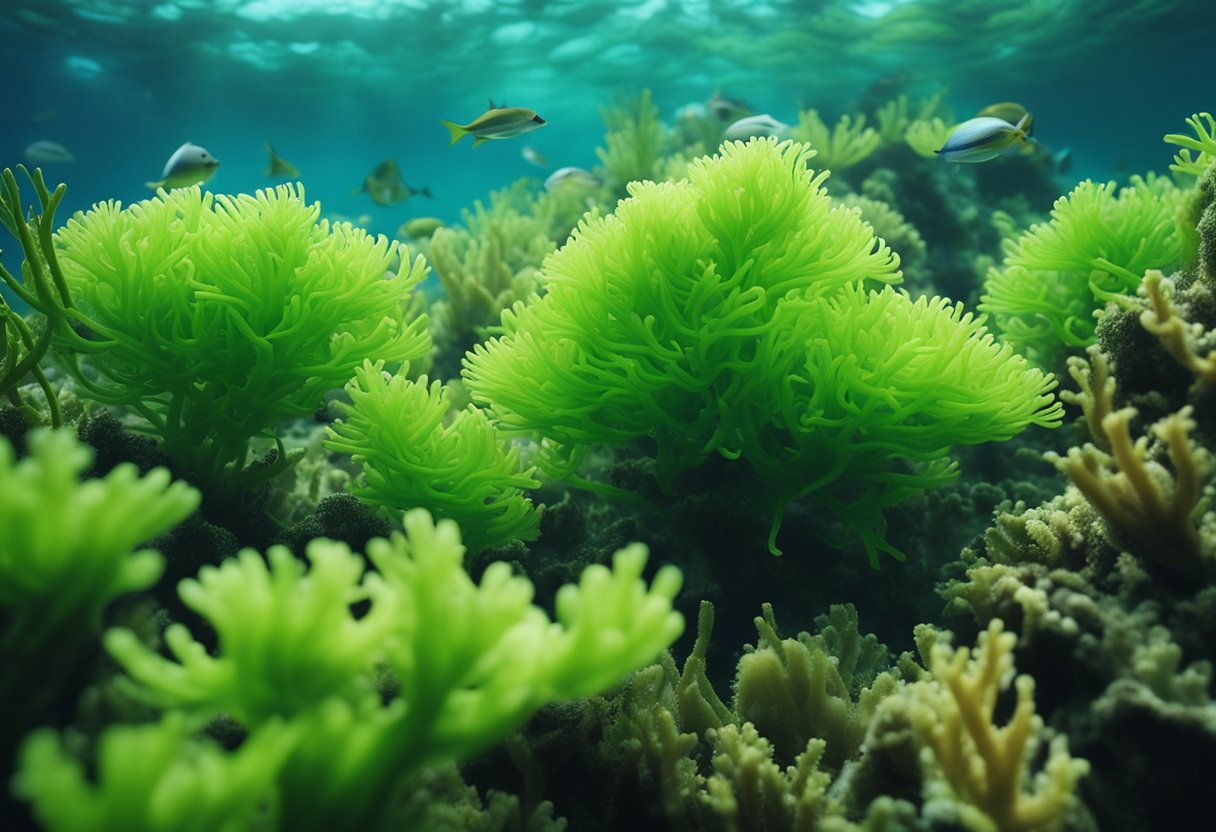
1164;111;1216;176
596;88;665;191
789;110;881;170
980;175;1192;365
905;117;956;159
63;510;683;831
908;620;1089;832
325;360;540;552
51;183;431;490
1048;404;1213;581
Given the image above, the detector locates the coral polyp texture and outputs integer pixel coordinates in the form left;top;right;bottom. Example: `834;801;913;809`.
51;183;431;489
465;137;1061;562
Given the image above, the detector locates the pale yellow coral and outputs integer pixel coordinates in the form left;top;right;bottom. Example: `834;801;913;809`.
905;118;956;159
1138;270;1216;387
909;620;1089;832
1048;405;1213;580
1058;346;1115;448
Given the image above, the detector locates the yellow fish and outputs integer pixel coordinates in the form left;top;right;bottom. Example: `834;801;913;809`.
441;99;547;147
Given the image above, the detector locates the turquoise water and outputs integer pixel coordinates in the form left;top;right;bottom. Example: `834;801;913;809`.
1;0;1209;241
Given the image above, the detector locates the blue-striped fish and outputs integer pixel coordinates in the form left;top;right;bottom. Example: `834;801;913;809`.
935;114;1031;163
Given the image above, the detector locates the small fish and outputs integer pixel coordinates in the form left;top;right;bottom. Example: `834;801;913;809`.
441;100;547;147
707;89;751;121
723;114;790;141
351;159;432;207
1053;147;1072;175
146;142;219;189
935;115;1031;164
23;140;75;164
521;146;550;167
264;144;300;179
544;166;601;191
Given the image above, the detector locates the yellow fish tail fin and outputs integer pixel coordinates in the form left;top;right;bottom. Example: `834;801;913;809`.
1014;112;1032;139
440;120;467;145
145;180;164;189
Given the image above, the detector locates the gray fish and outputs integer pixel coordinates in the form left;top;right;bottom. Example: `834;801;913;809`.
521;146;550;167
544;166;600;191
723;114;790;141
23;140;74;164
146;142;219;189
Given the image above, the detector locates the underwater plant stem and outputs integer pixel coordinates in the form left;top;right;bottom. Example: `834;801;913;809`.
29;172;73;309
565;472;662;515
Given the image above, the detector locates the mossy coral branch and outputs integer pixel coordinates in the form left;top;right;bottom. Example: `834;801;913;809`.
912;620;1089;832
1138;270;1216;387
1049;406;1211;581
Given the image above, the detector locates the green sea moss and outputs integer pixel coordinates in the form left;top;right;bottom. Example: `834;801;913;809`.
51;183;431;492
466;137;1060;563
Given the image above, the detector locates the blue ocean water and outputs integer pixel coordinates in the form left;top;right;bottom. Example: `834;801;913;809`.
1;0;1211;252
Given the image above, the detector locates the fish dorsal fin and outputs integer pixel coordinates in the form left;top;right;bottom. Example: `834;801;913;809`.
371;159;402;181
489;98;499;110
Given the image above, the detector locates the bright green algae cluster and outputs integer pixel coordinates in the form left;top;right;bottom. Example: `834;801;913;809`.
52;183;431;491
465;137;1062;562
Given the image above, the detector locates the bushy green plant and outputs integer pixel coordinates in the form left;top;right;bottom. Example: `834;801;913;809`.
980;175;1192;366
465;138;1059;562
596;88;665;191
788;110;881;170
15;510;685;831
905;117;956;159
324;360;540;551
0;428;198;757
743;284;1062;560
51;184;431;490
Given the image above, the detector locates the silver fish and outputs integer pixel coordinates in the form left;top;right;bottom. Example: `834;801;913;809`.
23;140;75;164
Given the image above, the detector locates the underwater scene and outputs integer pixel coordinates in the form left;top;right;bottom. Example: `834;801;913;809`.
3;0;1216;829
